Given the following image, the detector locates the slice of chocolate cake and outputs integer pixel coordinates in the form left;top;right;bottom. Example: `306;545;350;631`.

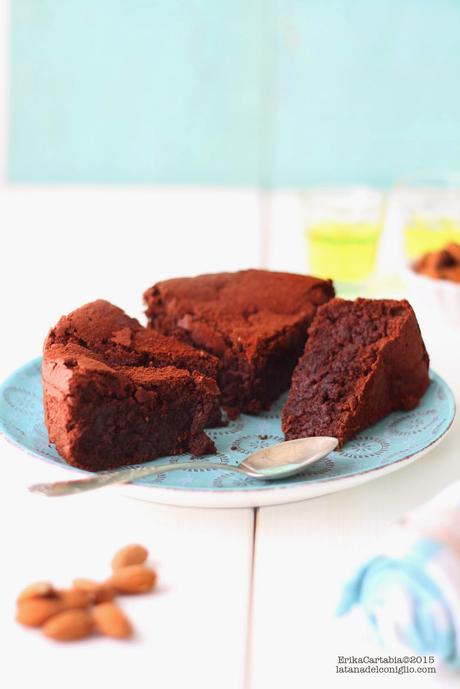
282;298;430;447
43;301;221;471
144;270;335;418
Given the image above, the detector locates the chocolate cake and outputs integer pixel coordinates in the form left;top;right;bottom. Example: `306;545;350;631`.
43;301;221;470
282;298;430;447
144;270;335;418
414;242;460;283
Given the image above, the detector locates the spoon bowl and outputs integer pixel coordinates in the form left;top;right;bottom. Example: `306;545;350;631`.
239;436;338;479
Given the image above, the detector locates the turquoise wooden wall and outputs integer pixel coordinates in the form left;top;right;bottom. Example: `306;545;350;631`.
9;0;460;186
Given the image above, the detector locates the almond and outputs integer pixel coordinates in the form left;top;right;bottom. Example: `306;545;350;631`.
92;602;133;639
42;609;94;642
17;581;56;603
58;588;93;609
111;544;148;571
107;564;157;594
73;578;116;603
16;598;63;627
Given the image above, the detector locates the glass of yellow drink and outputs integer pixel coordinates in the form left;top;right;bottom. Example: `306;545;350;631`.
303;187;384;287
397;174;460;260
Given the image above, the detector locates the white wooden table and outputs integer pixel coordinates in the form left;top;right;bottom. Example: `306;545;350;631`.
1;188;459;688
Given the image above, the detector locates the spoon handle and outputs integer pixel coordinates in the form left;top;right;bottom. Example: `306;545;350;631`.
29;461;246;497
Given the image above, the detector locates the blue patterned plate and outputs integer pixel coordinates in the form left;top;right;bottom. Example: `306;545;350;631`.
0;358;455;508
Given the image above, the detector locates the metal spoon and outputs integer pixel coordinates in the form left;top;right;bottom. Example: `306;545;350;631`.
29;436;338;497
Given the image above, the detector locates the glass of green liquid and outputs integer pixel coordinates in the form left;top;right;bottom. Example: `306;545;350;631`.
397;174;460;260
303;187;384;290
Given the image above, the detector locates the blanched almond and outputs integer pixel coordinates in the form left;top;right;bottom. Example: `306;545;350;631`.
42;609;94;642
93;602;133;639
16;598;63;627
73;578;116;603
17;581;56;603
107;564;157;594
111;544;148;571
58;588;93;609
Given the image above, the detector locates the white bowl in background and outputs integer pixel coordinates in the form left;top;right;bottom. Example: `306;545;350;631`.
402;265;460;327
